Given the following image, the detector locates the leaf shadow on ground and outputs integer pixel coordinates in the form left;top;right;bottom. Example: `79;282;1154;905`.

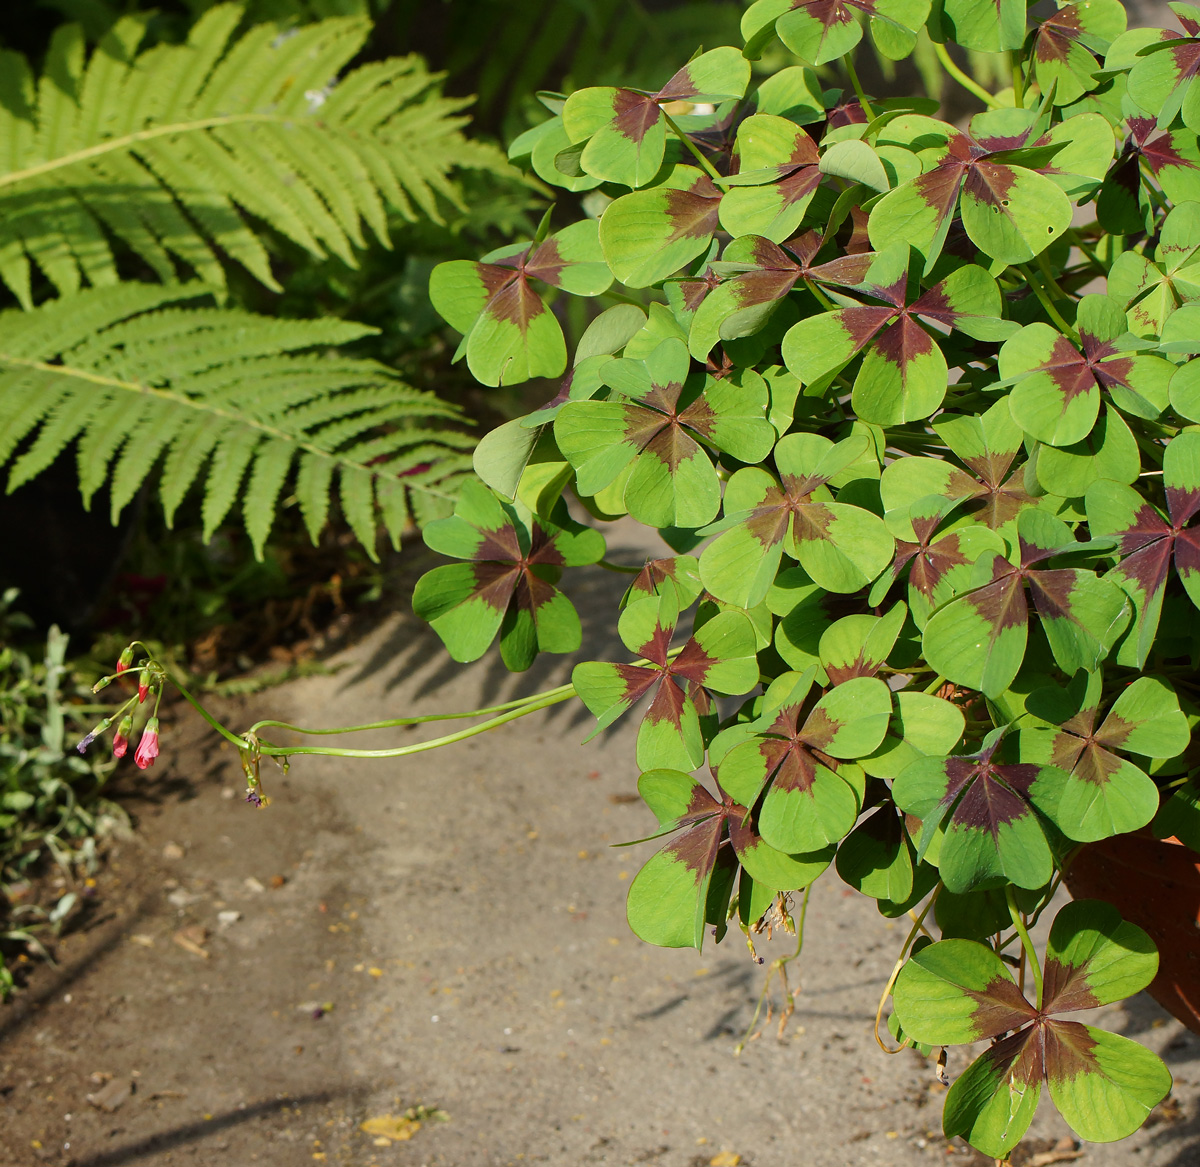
65;1090;361;1167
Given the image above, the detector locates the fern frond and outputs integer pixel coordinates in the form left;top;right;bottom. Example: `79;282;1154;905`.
0;285;473;559
0;4;516;307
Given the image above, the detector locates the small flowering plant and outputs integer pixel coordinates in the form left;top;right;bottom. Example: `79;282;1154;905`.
102;2;1200;1158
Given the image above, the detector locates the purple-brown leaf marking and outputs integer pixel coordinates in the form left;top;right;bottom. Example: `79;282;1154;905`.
472;561;523;612
645;673;690;728
644;420;703;474
901;528;971;599
953;766;1035;833
663;815;723;879
670;636;720;685
1034;4;1087;63
523;238;568;288
969;573;1028;632
840;304;900;350
635;618;674;668
873;315;935;376
614;662;663;706
486;274;549;331
1042;1017;1102;1082
663;177;723;243
964;975;1040;1038
629;557;688;599
611;88;662;144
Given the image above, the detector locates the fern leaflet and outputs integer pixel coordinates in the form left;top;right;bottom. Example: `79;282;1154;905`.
0;4;514;306
0;284;474;558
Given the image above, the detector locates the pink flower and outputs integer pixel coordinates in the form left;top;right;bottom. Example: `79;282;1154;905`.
116;646;134;674
113;715;133;759
138;668;150;703
135;718;160;770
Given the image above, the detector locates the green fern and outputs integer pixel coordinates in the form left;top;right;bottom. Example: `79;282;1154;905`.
0;283;474;558
0;3;513;307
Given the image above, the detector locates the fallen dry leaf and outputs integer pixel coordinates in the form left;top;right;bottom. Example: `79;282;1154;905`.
360;1115;421;1142
128;934;154;948
172;926;209;959
710;1154;741;1167
87;1078;133;1113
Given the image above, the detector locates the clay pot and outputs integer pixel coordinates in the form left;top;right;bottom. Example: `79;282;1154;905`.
1065;834;1200;1035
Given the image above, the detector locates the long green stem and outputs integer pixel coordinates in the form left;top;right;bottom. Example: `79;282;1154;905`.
249;682;577;736
1010;51;1025;108
875;883;942;1053
843;54;876;121
803;276;837;312
1035;250;1073;304
661;111;726;186
172;680;250;748
1018;264;1078;342
932;41;1001;109
1006;885;1043;1009
252;687;577;758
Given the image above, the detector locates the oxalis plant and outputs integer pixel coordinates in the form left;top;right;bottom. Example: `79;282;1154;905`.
82;0;1200;1158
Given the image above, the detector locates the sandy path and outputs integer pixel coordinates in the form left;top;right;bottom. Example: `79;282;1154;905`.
2;528;1198;1166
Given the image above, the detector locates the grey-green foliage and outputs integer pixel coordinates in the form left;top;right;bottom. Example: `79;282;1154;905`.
0;589;122;879
0;2;512;555
0;284;475;559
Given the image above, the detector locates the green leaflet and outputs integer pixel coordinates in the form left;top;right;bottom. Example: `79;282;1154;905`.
413;481;604;670
572;581;759;771
430;220;611;386
895;900;1167;1157
1020;672;1188;841
699;432;893;607
599;166;723;288
554;338;773;529
562;48;749;189
718;676;892;853
742;0;932;64
922;509;1130;699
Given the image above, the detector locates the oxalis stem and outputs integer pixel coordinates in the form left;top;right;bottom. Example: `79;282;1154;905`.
661;111;726;186
1006;885;1043;1009
843;54;875;121
875;882;942;1054
248;683;577;736
932;41;1001;110
252;686;578;759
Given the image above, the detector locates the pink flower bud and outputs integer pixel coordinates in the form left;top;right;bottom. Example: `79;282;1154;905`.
112;715;133;759
135;718;160;770
116;647;134;674
138;668;151;703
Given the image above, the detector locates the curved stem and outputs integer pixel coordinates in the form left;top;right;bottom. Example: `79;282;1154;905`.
1018;264;1078;342
248;682;576;736
1010;51;1025;108
874;883;942;1053
170;680;247;748
661;111;726;186
803;276;837;312
1006;885;1043;1009
933;42;1001;109
843;54;876;121
597;559;643;575
254;686;577;759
